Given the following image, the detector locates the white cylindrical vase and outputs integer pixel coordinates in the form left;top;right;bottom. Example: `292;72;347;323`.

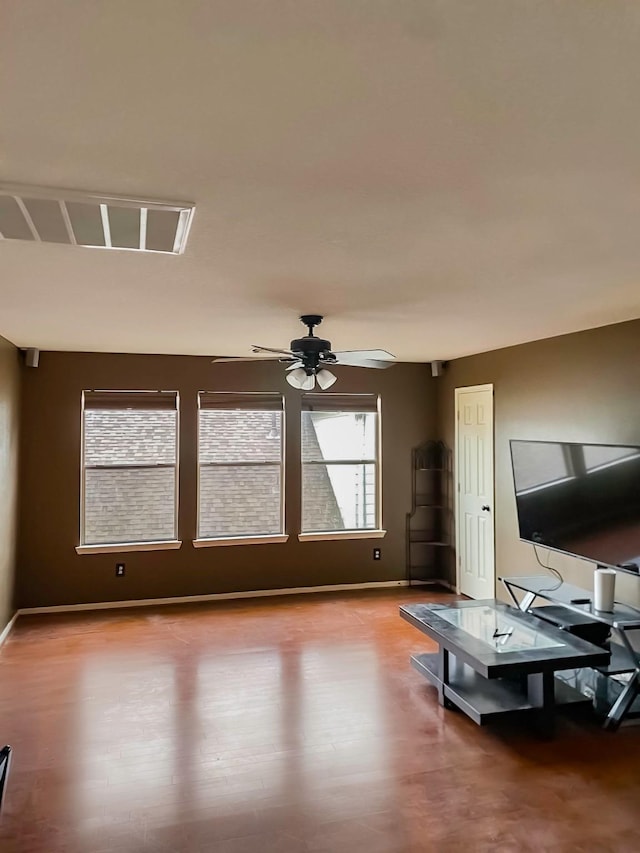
594;567;616;612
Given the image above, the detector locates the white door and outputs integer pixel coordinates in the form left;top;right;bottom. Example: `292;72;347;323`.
455;385;495;599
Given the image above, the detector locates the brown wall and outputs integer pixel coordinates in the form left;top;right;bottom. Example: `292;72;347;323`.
17;353;436;608
0;337;19;631
437;318;640;607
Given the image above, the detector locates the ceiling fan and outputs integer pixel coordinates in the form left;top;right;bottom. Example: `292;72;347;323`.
212;314;396;390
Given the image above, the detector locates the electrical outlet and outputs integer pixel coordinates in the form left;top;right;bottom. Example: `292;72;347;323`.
373;548;381;561
115;563;125;577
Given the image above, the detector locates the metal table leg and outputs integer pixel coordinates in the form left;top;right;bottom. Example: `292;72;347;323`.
527;671;556;738
438;645;450;707
603;628;640;731
503;580;536;613
0;746;11;813
603;674;639;731
518;591;536;613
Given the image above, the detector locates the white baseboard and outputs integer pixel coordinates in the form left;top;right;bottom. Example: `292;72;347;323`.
17;579;411;616
0;612;18;648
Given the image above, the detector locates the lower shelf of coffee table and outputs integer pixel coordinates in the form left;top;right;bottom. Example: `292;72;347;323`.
411;652;590;725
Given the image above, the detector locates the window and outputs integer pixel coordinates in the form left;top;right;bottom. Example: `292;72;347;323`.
78;391;179;552
300;393;382;538
196;392;286;544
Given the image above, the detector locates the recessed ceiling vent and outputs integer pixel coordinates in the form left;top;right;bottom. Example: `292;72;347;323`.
0;184;195;254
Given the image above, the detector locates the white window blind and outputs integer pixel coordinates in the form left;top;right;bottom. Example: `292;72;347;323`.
81;391;179;546
301;394;380;533
197;392;285;539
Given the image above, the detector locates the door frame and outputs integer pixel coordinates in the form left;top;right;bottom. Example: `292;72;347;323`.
454;383;495;596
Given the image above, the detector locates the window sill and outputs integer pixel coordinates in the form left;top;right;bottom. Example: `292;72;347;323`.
76;540;182;555
298;529;387;542
193;535;289;548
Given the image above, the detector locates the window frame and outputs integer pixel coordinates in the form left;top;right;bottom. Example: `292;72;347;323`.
194;391;288;548
298;393;385;542
76;390;181;555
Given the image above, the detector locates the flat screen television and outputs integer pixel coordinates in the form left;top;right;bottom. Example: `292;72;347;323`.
510;439;640;575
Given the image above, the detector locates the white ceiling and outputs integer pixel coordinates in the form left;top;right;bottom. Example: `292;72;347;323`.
1;1;640;360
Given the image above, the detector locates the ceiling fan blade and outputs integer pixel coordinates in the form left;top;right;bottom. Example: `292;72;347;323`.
211;355;291;364
334;359;396;370
332;349;395;361
331;349;396;369
251;344;296;356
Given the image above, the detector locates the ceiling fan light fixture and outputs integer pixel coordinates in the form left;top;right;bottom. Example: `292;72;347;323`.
286;368;315;390
316;368;337;390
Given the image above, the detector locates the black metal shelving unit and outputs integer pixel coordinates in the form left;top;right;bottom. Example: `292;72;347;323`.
406;440;452;585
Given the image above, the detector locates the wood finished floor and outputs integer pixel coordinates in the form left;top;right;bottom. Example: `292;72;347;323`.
0;588;639;853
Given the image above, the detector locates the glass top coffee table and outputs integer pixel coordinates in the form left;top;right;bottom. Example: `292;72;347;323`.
435;603;565;654
400;599;610;735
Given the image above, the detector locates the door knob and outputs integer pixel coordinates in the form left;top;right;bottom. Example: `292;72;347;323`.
481;505;491;512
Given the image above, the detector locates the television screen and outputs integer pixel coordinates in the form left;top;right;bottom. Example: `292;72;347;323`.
510;440;640;573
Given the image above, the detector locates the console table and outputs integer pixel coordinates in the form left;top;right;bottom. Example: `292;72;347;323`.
501;575;640;731
400;599;609;736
